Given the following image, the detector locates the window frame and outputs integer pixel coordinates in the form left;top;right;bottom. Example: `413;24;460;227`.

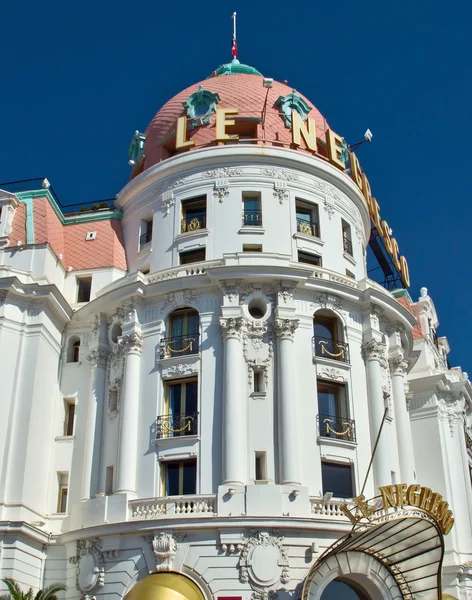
179;248;206;265
321;461;354;499
295;199;320;237
181;195;207;233
161;459;197;496
76;276;92;303
297;250;322;266
317;380;348;419
342;219;353;256
242;192;262;227
64;399;75;436
139;216;153;250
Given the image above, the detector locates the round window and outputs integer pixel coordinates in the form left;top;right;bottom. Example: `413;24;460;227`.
321;578;370;600
111;323;122;344
248;298;267;320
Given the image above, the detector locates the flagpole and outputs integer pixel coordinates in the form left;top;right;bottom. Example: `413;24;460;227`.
231;12;237;59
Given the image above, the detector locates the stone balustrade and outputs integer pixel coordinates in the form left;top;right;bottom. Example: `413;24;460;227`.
129;495;217;520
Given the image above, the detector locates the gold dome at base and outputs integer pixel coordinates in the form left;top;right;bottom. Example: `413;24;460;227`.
125;572;204;600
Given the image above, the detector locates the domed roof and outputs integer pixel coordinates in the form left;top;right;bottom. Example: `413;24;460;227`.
141;63;329;171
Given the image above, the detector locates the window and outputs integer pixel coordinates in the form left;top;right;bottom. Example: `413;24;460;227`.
179;248;206;265
298;251;321;266
106;466;114;496
67;336;81;363
77;277;92;303
160;379;198;438
321;462;354;498
57;472;69;513
342;219;353;256
139;266;150;275
317;381;348;419
243;244;262;252
109;388;118;412
255;452;267;481
160;308;200;359
253;370;265;393
320;578;370;600
313;311;349;363
242;193;262;226
162;459;196;496
140;217;153;249
181;196;206;233
296;200;319;237
345;269;355;279
317;381;355;442
64;400;75;436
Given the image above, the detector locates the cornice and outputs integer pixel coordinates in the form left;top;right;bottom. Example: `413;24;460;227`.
0;276;72;325
116;145;371;237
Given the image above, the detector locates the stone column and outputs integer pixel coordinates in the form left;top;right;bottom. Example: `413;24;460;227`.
220;317;246;485
389;356;415;482
275;318;301;485
362;340;391;488
115;333;143;495
82;348;108;500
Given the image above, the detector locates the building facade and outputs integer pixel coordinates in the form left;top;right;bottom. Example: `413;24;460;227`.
0;58;471;600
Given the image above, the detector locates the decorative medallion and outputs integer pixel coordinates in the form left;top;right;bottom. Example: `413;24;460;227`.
70;539;105;595
238;530;290;596
183;86;220;126
275;90;312;128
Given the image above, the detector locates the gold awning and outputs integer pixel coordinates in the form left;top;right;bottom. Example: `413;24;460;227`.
125;573;204;600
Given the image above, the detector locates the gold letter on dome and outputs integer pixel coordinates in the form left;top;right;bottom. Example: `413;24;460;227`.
216;108;239;141
326;129;345;169
175;116;195;149
291;110;317;152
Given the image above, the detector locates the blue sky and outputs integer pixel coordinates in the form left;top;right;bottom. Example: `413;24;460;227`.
1;0;470;368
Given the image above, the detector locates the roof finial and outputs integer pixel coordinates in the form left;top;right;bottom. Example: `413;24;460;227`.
231;12;238;60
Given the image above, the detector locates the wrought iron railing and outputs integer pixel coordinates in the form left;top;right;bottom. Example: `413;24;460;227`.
155;412;198;439
159;334;200;359
139;230;152;247
296;217;318;237
343;236;353;256
243;210;262;226
317;413;356;442
312;336;350;363
181;214;206;233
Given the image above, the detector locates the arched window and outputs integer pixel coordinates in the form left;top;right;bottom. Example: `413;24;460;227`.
67;336;81;363
313;310;349;363
159;308;200;359
321;578;370;600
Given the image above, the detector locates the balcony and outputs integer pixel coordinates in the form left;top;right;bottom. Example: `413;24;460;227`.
317;413;356;443
181;214;206;233
242;210;262;226
139;230;152;248
159;334;200;359
155;412;198;440
343;236;353;256
296;217;318;237
130;494;216;520
312;336;350;363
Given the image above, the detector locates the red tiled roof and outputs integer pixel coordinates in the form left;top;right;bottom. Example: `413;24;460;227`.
143;74;330;170
395;295;424;339
9;202;26;245
8;197;126;272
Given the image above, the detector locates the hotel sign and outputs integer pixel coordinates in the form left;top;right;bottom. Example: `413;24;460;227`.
340;483;454;535
175;107;410;288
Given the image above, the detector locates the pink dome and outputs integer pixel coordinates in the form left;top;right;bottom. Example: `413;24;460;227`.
140;71;330;173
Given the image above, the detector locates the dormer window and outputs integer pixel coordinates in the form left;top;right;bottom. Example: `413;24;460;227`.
275;90;312;128
182;86;220;127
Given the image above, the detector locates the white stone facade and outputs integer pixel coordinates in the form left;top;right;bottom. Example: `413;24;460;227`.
0;144;471;600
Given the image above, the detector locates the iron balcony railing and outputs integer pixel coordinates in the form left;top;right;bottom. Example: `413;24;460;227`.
242;210;262;226
343;236;353;256
139;230;152;247
159;334;200;359
317;413;356;443
155;412;199;440
181;214;206;233
312;336;350;363
296;217;318;237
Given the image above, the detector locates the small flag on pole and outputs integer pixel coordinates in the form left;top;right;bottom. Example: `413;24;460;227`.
231;12;238;59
